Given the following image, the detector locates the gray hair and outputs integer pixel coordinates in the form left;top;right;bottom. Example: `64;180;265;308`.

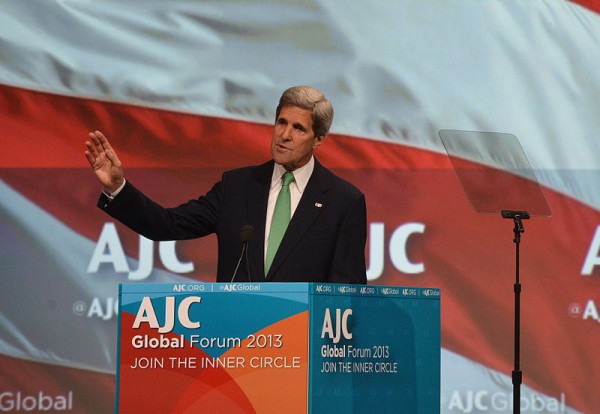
275;86;334;137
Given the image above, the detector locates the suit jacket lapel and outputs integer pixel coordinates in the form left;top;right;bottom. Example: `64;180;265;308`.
246;161;272;279
267;159;331;278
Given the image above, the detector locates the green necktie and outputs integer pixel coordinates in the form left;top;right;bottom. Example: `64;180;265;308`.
265;172;295;275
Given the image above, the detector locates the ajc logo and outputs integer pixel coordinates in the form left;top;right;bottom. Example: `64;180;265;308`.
321;308;353;344
133;296;201;333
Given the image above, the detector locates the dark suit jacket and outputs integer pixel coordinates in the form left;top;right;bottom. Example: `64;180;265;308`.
99;159;367;284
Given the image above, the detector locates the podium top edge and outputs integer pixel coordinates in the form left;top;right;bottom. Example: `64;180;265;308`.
119;282;441;299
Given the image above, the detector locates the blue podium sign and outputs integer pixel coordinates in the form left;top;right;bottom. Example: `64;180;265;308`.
117;283;440;413
308;284;440;413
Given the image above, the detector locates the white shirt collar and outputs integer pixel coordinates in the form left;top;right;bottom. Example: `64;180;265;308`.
271;157;314;193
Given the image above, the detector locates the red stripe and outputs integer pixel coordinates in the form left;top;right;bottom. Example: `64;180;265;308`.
569;0;600;14
0;84;444;169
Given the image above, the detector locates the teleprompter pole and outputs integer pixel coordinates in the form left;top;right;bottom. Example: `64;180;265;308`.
501;210;530;414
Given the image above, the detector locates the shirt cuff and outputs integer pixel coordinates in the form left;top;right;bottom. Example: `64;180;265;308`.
102;179;126;200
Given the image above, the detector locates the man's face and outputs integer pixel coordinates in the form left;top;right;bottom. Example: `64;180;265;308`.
271;105;323;171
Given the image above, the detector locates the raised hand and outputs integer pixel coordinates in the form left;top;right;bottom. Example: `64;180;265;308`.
84;131;125;193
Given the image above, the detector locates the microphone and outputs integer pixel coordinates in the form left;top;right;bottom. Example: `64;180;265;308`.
230;225;255;283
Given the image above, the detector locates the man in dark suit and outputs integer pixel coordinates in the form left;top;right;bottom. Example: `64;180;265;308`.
85;86;367;284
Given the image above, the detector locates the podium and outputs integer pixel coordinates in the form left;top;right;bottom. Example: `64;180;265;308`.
116;283;440;413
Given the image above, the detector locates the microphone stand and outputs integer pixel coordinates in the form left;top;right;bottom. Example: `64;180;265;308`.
501;210;529;414
230;225;255;283
244;240;252;283
230;242;248;283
